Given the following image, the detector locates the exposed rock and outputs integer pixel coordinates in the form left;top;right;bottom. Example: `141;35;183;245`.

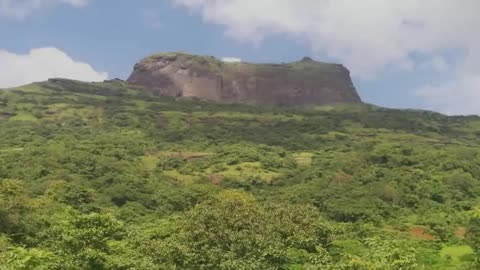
127;52;361;105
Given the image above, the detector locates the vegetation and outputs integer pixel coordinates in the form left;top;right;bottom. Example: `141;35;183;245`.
140;51;336;75
1;79;480;269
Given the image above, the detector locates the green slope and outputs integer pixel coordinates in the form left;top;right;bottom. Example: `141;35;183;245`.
0;79;480;269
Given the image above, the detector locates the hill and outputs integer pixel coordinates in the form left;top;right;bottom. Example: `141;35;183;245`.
1;79;480;269
127;52;361;105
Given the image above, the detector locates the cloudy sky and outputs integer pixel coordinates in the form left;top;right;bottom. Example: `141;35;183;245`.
1;0;478;115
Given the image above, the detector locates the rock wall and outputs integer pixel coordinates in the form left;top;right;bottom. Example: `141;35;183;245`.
127;52;361;105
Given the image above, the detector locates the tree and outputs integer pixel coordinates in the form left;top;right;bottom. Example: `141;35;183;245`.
0;179;29;238
41;210;124;270
336;238;424;270
465;208;480;269
133;190;340;269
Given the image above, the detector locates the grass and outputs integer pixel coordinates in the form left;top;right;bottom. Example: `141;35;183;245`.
0;147;24;153
159;111;188;130
163;170;197;184
73;92;108;101
292;152;314;166
164;151;213;160
142;155;159;171
211;162;281;184
57;107;96;119
142;151;214;172
401;214;420;226
13;83;53;94
49;103;70;108
437;245;474;269
14;103;35;110
133;100;150;109
8;112;38;122
141;51;345;79
192;111;304;122
143;150;279;183
146;51;189;60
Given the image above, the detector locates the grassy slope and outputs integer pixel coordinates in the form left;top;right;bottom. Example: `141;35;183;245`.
1;79;480;268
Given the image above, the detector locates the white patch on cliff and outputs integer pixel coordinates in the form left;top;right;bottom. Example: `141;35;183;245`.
0;47;108;88
222;57;242;63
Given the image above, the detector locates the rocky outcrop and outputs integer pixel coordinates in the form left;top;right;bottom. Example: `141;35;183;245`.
127;52;361;105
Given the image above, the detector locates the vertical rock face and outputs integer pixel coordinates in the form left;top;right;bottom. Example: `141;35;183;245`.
127;52;362;105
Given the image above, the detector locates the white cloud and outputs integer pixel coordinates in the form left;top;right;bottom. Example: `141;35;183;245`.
173;0;480;114
0;0;88;19
0;47;108;88
418;56;450;72
221;57;241;63
415;74;480;115
61;0;88;7
429;57;449;72
172;0;478;76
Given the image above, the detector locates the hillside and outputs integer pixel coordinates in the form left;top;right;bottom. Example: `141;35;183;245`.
127;52;361;105
1;79;480;269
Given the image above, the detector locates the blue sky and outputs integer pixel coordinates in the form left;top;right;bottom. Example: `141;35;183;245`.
1;0;479;115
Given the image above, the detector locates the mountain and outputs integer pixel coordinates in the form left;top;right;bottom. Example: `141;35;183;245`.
127;52;361;105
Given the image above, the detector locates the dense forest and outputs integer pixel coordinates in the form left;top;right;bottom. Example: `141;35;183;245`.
1;79;480;269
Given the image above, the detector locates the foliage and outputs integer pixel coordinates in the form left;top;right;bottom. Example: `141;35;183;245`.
1;79;480;269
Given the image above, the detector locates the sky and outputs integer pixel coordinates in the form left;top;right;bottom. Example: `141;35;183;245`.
0;0;479;115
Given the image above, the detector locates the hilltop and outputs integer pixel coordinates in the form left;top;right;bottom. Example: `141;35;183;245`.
127;52;361;105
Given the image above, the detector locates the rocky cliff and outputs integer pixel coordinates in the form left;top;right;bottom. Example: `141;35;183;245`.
127;52;361;105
